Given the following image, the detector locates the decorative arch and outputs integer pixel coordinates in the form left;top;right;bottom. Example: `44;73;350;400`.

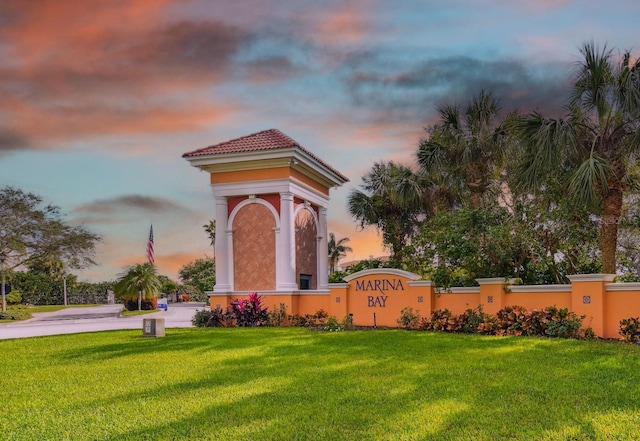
228;196;280;231
293;202;319;230
294;203;319;290
230;200;277;291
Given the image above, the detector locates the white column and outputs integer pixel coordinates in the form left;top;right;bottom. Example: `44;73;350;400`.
213;197;231;292
317;207;329;290
277;192;298;290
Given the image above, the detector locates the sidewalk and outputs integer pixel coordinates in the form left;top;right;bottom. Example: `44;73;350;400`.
0;303;207;340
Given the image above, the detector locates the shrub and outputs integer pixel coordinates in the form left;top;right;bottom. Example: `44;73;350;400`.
341;315;354;330
123;298;157;311
191;306;236;328
6;289;22;304
452;307;488;334
228;293;268;327
192;309;211;327
293;310;329;330
496;305;528;336
0;305;32;321
421;309;455;331
208;306;234;327
543;307;584;338
266;304;291;327
397;307;420;330
192;306;234;327
323;316;342;331
328;271;347;283
283;310;333;330
417;305;585;339
287;314;308;327
619;317;640;343
477;314;499;335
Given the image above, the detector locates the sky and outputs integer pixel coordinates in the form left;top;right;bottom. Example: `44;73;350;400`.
1;0;639;283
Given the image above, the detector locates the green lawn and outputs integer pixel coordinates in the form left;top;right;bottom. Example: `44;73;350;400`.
1;329;639;441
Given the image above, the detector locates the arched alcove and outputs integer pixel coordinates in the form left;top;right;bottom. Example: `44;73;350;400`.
295;207;318;289
232;203;276;291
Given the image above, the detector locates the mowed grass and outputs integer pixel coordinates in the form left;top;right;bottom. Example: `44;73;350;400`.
1;329;640;441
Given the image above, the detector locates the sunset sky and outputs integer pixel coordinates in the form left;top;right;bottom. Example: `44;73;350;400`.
1;0;639;283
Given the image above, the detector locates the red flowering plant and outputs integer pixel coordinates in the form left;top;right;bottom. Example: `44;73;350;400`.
229;292;268;327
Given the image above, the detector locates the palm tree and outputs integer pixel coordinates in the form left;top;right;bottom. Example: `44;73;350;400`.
114;263;161;311
328;233;353;274
348;161;424;263
417;90;507;209
513;42;640;273
203;220;216;260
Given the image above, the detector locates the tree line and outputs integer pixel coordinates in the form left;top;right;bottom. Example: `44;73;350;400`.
0;185;215;308
348;43;640;286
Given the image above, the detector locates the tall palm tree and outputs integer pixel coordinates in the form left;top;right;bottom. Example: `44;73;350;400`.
348;161;424;263
114;263;161;311
513;42;640;274
328;233;353;274
417;90;507;209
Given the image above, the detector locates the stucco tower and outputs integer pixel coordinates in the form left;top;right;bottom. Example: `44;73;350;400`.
183;129;348;296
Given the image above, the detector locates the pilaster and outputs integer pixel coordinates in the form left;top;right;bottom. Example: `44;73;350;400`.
317;207;329;290
213;197;231;292
568;274;615;336
477;277;507;315
277;192;298;290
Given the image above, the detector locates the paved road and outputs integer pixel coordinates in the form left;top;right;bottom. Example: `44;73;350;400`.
0;303;208;340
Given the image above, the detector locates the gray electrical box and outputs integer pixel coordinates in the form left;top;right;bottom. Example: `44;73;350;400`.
142;318;165;337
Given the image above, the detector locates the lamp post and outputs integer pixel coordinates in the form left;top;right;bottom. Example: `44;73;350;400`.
63;274;68;306
0;253;6;313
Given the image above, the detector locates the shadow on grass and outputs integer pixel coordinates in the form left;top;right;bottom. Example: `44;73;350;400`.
7;329;640;440
97;333;640;441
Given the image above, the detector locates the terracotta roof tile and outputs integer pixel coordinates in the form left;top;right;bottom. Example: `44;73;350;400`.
183;129;348;182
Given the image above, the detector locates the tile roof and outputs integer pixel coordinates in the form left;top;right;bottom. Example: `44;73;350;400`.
183;128;348;182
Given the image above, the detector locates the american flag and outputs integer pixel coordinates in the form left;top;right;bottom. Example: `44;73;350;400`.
147;225;155;265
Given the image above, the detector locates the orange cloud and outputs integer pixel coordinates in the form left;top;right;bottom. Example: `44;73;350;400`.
155;251;212;280
0;0;248;151
109;248;210;281
328;219;386;262
313;1;371;45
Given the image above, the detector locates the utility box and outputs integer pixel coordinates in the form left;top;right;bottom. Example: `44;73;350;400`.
142;318;165;337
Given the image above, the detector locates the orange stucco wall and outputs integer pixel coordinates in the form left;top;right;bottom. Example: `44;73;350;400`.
210;273;640;339
211;167;290;184
345;277;413;327
298;294;330;315
505;291;572;311
290;169;330;196
209;167;330;196
434;292;481;314
605;290;640;338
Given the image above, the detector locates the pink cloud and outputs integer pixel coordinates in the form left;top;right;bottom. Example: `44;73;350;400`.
312;1;371;46
0;0;248;151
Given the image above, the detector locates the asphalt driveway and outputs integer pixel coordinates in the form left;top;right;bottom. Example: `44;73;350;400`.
0;303;207;340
